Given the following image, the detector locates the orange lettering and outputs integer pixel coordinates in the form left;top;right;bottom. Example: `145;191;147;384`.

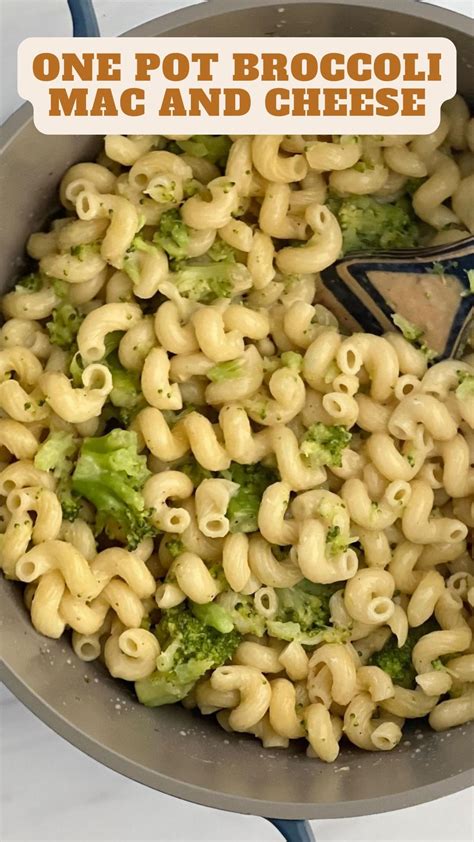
49;87;87;115
135;53;160;81
233;53;258;81
33;53;60;81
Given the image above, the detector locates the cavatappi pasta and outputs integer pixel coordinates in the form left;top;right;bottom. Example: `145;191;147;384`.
1;112;473;763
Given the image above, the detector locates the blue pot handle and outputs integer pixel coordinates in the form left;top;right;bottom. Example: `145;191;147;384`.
267;818;316;841
67;0;100;36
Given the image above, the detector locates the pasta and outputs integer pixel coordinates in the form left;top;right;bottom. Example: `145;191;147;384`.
1;120;473;763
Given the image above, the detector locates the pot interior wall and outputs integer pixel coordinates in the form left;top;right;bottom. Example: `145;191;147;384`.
0;0;472;820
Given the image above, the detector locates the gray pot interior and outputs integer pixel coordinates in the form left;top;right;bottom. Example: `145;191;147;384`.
0;0;473;820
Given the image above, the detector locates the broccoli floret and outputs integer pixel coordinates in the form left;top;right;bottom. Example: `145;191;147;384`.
34;431;82;520
466;269;474;294
34;430;77;477
104;352;142;411
46;303;84;349
162;405;196;427
70;242;101;261
15;272;44;293
59;491;82;522
207;359;244;383
180;457;212;487
404;177;426;196
130;235;158;255
103;330;123;357
326;193;421;256
122;235;162;284
369;619;440;689
300;423;352;469
221;462;278;533
280;351;303;372
456;370;474;401
169;260;249;303
166;538;185;559
326;525;349;557
392;313;423;344
275;580;340;630
208;239;236;263
71;429;156;549
174;135;232;167
183;178;202;198
190;601;235;633
391;314;437;361
153;210;190;259
266;620;350;646
268;580;348;646
135;605;240;706
216;592;266;637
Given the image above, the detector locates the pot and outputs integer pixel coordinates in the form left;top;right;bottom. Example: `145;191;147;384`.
0;1;472;838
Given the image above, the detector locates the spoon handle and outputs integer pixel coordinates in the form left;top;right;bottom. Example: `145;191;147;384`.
319;235;474;359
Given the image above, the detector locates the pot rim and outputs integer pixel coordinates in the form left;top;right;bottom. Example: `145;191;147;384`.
1;0;473;820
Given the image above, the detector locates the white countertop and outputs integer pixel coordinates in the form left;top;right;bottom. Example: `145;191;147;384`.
1;2;473;840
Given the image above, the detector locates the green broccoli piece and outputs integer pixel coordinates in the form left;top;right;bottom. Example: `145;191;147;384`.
135;605;240;706
122;235;162;284
268;580;349;646
275;580;340;630
71;429;156;549
46;303;84;349
326;525;349;557
166;538;185;559
208;239;236;263
180;457;212;488
51;279;69;298
280;351;303;372
15;272;44;293
466;269;474;294
104;352;142;411
103;330;123;357
130;235;158;255
190;601;235;634
174;135;232;167
266;620;350;646
152;210;190;259
216;592;266;637
34;430;77;477
326;193;421;256
391;314;437;361
161;405;196;427
70;242;101;261
369;619;440;689
34;431;81;521
207;359;244;383
69;351;85;387
221;462;278;533
300;423;352;468
58;491;82;522
183;178;202;198
456;370;474;401
391;313;423;344
404;177;426;196
169;260;249;303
